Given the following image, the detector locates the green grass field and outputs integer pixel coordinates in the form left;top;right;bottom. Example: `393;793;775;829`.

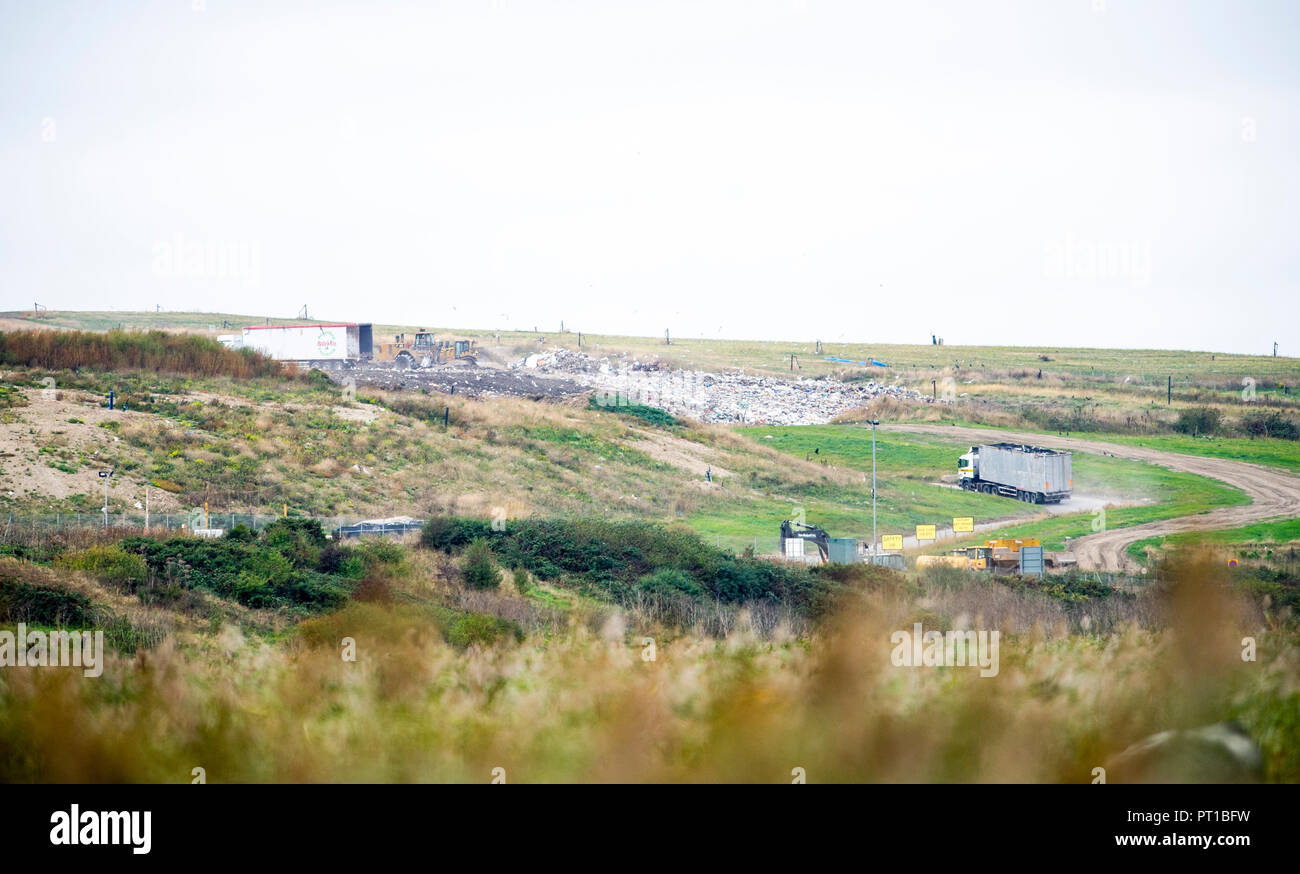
1127;518;1300;565
721;425;1248;552
935;421;1300;473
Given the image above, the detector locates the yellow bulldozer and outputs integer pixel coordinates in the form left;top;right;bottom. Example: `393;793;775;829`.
372;331;476;369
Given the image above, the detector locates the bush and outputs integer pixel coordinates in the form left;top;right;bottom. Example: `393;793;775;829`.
443;611;522;649
1174;407;1222;436
0;562;99;626
1241;411;1299;440
637;567;704;598
225;523;256;543
461;539;502;590
259;517;328;568
306;369;335;390
57;545;149;591
420;516;492;553
120;531;353;611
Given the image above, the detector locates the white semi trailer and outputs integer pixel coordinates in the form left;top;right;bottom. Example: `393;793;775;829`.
238;323;374;369
957;442;1072;504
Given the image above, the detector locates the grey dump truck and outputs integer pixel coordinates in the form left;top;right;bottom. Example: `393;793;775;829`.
957;442;1072;504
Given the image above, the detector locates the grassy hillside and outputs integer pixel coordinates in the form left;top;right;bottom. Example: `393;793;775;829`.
8;311;1298;449
0;366;1234;555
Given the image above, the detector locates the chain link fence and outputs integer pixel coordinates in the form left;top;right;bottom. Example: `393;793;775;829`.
0;513;405;541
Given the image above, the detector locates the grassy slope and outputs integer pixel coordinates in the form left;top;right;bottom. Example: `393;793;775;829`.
735;425;1249;553
2;367;1241;556
3;311;1291;550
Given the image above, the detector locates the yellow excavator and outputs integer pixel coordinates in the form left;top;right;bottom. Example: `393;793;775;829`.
372;331;477;369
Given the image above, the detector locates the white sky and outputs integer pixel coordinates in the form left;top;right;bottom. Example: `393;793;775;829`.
1;0;1296;354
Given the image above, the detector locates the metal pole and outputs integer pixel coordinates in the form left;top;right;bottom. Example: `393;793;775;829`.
103;476;109;528
871;420;878;556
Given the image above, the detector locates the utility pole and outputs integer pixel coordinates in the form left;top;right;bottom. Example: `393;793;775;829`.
932;378;937;400
1168;375;1172;405
870;420;879;557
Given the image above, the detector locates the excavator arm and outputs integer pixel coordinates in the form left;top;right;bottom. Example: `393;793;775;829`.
780;520;830;563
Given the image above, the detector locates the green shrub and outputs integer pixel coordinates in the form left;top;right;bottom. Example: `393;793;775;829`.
1174;407;1222;436
57;545;149;591
119;532;353;611
637;567;704;598
461;539;502;590
260;517;328;568
0;567;99;626
1242;411;1299;440
587;397;680;427
420;516;492;553
225;523;256;543
306;369;335;390
444;611;522;649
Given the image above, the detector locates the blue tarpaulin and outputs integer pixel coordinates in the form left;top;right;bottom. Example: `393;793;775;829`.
824;356;888;368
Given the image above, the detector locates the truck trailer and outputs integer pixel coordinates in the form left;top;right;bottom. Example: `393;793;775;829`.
237;323;374;368
957;443;1072;504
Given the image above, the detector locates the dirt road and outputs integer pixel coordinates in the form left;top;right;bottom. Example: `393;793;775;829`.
880;424;1300;572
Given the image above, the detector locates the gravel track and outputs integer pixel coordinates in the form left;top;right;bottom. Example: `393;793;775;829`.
880;424;1300;571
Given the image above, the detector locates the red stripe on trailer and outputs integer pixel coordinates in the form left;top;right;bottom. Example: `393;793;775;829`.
242;324;358;330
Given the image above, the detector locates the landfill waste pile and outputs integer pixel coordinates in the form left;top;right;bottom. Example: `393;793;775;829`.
514;348;927;425
344;361;584;398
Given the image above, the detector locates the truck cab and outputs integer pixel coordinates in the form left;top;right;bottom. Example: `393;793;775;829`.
958;448;977;485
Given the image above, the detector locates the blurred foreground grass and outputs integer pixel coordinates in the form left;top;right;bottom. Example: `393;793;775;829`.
0;551;1294;784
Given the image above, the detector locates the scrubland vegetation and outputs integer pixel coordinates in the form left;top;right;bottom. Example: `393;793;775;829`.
0;329;285;380
0;522;1295;783
1;319;1297;783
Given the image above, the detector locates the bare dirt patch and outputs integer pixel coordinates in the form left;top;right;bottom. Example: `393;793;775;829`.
0;388;181;508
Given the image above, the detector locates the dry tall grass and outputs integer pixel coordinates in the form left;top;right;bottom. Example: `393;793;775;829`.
0;551;1291;783
0;329;284;379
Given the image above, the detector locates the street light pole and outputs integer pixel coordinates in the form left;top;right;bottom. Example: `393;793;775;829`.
98;469;114;528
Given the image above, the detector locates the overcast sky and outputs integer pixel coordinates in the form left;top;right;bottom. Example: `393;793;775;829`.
1;0;1296;354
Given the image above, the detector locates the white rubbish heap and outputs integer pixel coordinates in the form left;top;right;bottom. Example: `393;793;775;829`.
513;348;928;425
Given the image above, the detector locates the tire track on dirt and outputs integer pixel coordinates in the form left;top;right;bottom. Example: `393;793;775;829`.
878;424;1300;572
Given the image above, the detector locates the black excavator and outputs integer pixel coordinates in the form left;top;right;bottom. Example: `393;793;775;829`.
779;520;830;563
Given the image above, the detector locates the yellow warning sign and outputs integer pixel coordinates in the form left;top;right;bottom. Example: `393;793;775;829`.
881;534;904;551
952;516;974;533
916;524;937;541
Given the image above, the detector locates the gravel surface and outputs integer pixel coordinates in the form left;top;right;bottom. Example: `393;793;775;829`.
885;424;1300;572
